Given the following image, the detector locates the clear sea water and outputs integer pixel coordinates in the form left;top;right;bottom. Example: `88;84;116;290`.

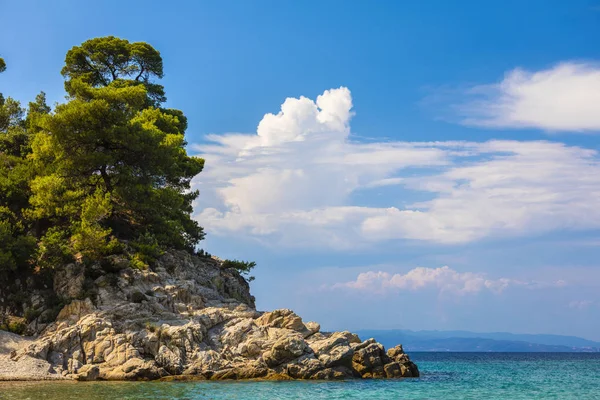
1;353;599;399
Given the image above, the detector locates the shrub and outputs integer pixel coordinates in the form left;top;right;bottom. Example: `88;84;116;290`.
37;227;74;270
7;318;26;335
222;259;256;282
196;248;212;258
145;322;157;333
129;253;149;270
24;307;42;322
131;233;164;265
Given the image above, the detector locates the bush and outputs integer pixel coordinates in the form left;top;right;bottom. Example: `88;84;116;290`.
196;249;212;258
130;233;164;269
145;321;157;333
222;259;256;282
24;307;42;322
129;253;149;270
37;227;74;270
7;318;26;335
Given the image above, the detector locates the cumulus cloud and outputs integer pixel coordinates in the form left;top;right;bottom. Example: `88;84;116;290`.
331;266;567;295
192;87;600;248
457;62;600;131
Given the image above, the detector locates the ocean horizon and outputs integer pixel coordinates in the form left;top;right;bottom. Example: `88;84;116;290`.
2;352;599;399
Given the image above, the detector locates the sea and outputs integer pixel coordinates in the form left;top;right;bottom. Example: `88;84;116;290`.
1;353;599;399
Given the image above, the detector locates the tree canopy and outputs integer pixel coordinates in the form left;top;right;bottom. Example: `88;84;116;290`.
0;55;48;275
0;37;205;276
61;36;166;106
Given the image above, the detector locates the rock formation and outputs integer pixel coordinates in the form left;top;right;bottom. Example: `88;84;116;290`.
5;251;419;381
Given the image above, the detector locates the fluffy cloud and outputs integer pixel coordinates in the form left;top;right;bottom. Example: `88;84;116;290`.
331;266;567;295
457;62;600;131
191;87;600;248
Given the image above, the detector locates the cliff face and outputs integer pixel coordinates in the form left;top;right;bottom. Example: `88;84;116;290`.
5;251;418;381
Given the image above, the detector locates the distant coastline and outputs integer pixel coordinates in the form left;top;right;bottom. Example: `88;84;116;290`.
356;330;600;353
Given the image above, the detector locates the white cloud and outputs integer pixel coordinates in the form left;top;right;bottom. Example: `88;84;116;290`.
192;87;600;248
361;140;600;243
458;62;600;131
331;266;567;295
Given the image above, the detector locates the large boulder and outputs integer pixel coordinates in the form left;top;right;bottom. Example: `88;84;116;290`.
351;341;389;378
386;345;420;377
263;335;309;368
310;331;359;368
255;309;310;335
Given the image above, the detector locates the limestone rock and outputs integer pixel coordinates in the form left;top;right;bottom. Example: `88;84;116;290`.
74;365;99;381
102;358;167;380
310;332;355;368
385;345;420;378
286;354;323;379
352;342;389;378
6;250;418;381
264;336;308;367
256;309;310;335
304;321;320;337
53;264;85;299
56;299;95;322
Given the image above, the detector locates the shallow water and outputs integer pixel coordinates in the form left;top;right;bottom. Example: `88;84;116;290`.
1;353;599;399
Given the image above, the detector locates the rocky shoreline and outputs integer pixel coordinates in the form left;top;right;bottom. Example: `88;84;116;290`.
0;251;418;381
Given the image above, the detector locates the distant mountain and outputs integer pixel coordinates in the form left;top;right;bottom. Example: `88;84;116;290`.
355;329;600;352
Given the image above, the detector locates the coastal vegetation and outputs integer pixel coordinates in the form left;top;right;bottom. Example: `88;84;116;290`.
0;37;253;323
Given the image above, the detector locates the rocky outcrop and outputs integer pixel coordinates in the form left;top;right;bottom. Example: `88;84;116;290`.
6;250;418;381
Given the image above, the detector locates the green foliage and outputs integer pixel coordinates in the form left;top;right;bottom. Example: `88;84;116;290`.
30;37;205;260
129;254;149;270
0;36;209;319
145;321;158;333
70;190;118;262
196;248;212;258
24;307;42;322
222;259;257;282
3;318;27;335
37;227;74;269
26;92;51;132
130;232;164;267
0;210;36;272
0;93;40;275
61;36;165;106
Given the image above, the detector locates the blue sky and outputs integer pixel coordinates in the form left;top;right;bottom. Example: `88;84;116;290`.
2;0;600;340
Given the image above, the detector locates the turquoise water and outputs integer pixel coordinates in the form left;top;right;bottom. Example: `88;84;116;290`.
2;353;599;399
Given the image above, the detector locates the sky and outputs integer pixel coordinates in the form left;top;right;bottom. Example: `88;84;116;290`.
2;0;600;340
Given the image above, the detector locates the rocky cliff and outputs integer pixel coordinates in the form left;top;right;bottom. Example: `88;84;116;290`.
3;251;419;381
